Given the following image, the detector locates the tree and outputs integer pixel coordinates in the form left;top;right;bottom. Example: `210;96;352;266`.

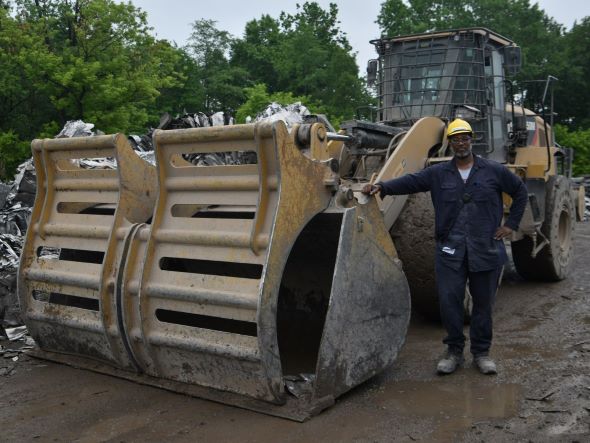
0;0;188;178
185;19;247;114
0;3;58;178
13;0;184;133
275;2;370;121
553;17;590;128
231;2;372;125
0;5;55;143
230;15;282;93
555;124;590;175
0;131;29;180
151;45;204;117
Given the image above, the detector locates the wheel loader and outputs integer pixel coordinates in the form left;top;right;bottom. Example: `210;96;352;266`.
18;28;584;421
361;28;584;319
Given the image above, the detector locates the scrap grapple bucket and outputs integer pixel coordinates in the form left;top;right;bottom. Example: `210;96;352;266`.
18;121;410;420
17;134;157;368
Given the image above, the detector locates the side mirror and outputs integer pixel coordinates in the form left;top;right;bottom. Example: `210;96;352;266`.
367;59;378;86
503;46;521;76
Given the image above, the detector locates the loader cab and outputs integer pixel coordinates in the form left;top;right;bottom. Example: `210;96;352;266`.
369;28;521;162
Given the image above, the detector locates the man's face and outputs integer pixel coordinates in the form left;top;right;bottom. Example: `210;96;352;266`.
449;134;472;159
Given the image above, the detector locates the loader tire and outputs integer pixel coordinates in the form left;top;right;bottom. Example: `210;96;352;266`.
512;175;575;281
391;192;440;320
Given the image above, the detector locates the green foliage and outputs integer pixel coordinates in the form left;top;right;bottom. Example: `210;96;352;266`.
0;6;49;173
185;19;247;113
151;46;201;117
553;18;590;128
0;131;29;181
13;0;184;133
555;124;590;175
231;2;371;125
0;6;52;141
231;15;282;93
0;0;191;178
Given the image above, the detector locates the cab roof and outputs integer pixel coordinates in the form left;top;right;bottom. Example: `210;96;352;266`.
370;27;516;48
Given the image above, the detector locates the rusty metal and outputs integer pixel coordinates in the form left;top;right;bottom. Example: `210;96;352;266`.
18;134;157;368
19;120;411;421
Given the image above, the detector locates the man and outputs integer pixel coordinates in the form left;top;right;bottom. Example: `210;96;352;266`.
362;119;528;375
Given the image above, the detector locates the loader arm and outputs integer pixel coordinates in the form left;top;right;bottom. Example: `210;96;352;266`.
373;117;446;230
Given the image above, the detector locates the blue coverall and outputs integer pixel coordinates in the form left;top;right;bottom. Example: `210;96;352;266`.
377;155;528;356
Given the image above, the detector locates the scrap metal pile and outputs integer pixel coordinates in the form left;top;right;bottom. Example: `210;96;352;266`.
0;159;36;329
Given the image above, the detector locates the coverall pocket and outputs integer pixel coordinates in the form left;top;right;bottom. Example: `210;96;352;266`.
436;240;465;271
441;183;457;202
468;237;504;270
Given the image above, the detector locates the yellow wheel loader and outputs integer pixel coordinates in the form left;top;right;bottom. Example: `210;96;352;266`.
18;28;584;420
359;28;584;319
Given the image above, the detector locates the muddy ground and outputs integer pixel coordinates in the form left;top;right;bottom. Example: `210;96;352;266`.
1;223;589;443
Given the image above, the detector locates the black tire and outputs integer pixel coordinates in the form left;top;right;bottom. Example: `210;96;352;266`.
512;175;575;281
391;192;440;320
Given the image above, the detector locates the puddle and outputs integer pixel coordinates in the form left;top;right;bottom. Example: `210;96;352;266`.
372;380;519;442
498;342;564;359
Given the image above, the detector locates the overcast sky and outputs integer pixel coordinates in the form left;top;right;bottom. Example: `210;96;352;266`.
129;0;589;72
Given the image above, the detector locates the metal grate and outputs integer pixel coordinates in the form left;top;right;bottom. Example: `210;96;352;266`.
374;32;493;154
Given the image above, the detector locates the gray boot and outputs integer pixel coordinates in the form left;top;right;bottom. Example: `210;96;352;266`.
436;352;464;375
474;356;497;375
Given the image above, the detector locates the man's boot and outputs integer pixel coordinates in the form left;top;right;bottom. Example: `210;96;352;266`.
436;351;464;374
474;356;497;375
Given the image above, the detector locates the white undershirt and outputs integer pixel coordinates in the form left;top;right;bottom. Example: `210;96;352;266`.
459;167;472;183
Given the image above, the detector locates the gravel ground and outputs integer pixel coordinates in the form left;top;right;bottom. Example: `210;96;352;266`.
0;223;588;443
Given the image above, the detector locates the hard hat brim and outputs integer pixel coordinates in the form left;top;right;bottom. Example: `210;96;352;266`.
448;129;473;137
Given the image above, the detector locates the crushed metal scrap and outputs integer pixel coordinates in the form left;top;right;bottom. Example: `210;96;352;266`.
0;159;35;328
249;101;310;126
0;234;24;327
55;120;97;138
0;329;35;377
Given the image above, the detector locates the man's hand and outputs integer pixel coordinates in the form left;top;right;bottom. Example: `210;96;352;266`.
362;183;381;195
494;225;513;240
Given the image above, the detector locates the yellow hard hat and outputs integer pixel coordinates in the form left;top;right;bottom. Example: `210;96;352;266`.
447;119;473;137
